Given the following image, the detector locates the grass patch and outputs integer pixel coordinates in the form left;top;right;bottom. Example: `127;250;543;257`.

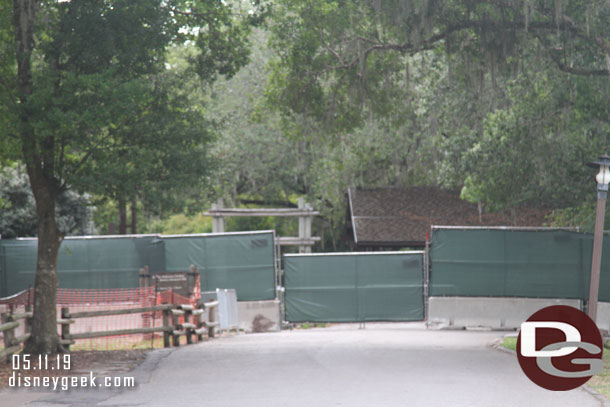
588;347;610;399
296;322;330;329
68;337;167;351
0;337;168;353
501;336;517;351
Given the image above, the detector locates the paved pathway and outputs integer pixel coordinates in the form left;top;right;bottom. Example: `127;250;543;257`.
6;323;607;407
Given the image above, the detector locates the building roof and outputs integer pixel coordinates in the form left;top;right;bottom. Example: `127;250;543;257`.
347;186;549;247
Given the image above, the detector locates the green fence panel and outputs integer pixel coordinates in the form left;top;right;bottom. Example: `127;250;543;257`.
591;238;610;303
428;229;505;297
0;240;37;297
163;236;205;273
57;238;142;289
503;231;587;298
1;231;276;301
285;252;424;323
429;228;591;299
134;237;166;273
163;232;276;301
356;254;424;321
285;255;358;322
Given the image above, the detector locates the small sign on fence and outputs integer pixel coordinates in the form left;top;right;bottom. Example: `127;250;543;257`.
152;273;191;297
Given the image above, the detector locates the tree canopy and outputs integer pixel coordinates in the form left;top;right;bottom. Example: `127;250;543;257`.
264;0;610;214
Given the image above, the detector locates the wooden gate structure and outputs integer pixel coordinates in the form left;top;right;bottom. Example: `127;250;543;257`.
204;198;320;253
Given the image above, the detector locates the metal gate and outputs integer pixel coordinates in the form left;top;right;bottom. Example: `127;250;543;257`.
283;252;424;322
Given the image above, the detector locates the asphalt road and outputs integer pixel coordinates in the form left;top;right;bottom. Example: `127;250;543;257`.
12;323;607;407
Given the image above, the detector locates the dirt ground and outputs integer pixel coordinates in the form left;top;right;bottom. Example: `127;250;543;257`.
0;350;150;390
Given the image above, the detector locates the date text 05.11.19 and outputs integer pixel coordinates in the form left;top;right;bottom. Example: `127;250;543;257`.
12;354;71;371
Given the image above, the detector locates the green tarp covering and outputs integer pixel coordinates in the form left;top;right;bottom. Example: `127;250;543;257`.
284;252;424;323
0;238;144;294
0;231;276;301
163;233;276;301
0;240;37;296
428;228;610;300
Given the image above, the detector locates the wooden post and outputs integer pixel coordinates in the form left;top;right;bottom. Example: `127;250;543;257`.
298;198;305;253
139;266;150;288
305;203;313;254
298;198;312;253
196;301;204;342
187;265;199;296
212;198;225;233
208;304;216;338
211;203;218;232
162;308;170;348
185;308;193;345
139;266;152;337
61;307;71;351
172;309;180;347
588;195;607;322
24;304;32;341
1;312;15;362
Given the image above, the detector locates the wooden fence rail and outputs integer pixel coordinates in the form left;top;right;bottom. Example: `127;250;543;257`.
0;301;221;360
0;306;31;361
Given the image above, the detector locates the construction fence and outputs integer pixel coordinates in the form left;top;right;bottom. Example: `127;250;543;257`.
282;227;610;323
284;252;424;323
0;280;200;351
428;227;608;301
3;227;610;328
0;231;276;301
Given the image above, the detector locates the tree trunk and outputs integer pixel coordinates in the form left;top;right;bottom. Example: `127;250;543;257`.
23;172;64;354
131;196;137;234
15;0;63;355
118;198;127;234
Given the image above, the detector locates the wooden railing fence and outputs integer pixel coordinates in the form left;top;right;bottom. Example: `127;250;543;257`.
0;300;220;361
0;306;32;360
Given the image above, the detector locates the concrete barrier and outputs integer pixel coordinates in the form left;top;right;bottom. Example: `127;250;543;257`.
237;299;281;333
428;297;582;329
596;302;610;331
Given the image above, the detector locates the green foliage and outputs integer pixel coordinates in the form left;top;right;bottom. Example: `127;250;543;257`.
264;0;610;225
80;65;215;216
1;0;268;229
545;201;610;233
209;27;442;250
268;1;610;131
546;203;595;232
0;165;95;238
449;65;609;211
149;213;213;235
227;212;298;237
1;0;270;353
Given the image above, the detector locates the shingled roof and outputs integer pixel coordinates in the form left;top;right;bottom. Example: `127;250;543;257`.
346;186;549;247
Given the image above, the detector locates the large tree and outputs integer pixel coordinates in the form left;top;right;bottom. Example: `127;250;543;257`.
1;0;265;354
266;0;610;214
268;0;610;125
86;60;216;234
